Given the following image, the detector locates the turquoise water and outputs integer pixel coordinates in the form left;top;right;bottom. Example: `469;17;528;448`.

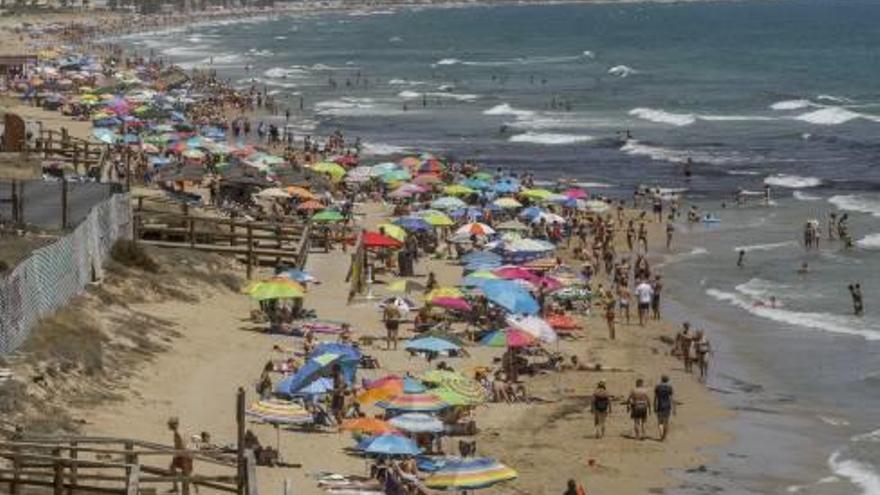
120;1;880;492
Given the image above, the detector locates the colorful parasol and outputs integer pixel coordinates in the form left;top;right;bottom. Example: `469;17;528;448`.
377;392;449;413
424;457;517;490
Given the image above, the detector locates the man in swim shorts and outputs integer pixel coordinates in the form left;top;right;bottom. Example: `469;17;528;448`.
654;375;674;441
628;378;651;440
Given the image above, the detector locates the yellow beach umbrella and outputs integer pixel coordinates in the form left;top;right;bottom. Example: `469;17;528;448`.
378;223;406;242
426;287;464;301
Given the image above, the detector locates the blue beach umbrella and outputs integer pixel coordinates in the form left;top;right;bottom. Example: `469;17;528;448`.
461;178;491;190
461;251;502;264
290;377;334;397
431;196;467;210
274;353;341;395
477;280;540;315
519;206;545;221
403;376;427;394
449;207;484;220
405;337;460;353
394;216;432;232
357;434;422;456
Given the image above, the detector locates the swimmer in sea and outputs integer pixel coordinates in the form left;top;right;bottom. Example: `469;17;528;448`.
797;262;809;275
737;249;745;268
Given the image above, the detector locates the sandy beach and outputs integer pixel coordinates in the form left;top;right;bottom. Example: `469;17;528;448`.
0;6;734;495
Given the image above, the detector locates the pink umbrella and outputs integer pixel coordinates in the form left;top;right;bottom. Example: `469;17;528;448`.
493;266;541;284
564;188;588;199
429;297;472;312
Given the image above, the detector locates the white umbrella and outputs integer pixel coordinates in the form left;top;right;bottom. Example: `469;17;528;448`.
505;315;557;343
531;212;566;225
388;413;445;433
255;187;291;199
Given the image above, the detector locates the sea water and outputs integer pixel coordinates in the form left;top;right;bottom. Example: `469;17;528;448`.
119;0;880;492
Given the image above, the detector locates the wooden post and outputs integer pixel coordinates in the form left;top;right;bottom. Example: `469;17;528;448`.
246;224;254;279
10;180;18;226
53;447;64;495
230;212;237;246
125;148;132;191
189;218;195;248
275;225;282;265
137;196;144;212
61;179;69;229
245;450;259;495
236;387;246;495
17;181;24;225
73;145;81;174
68;441;78;495
10;445;20;495
124;441;135;481
125;464;140;495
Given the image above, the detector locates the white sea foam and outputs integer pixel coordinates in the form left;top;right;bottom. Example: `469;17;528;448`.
793;191;822;201
621;140;743;166
728;170;761;176
828;429;880;495
795;107;880;125
817;94;855;104
608;65;637;78
483;103;536;118
828;195;880;217
274;36;287;40
432;53;592;68
629;107;696;126
771;99;813;111
733;241;797;252
388;78;426;86
314;97;403;117
818;416;851;427
397;90;478;102
856;233;880;250
362;142;411;156
707;288;880;341
764;174;823;188
435;58;461;66
389;36;403;43
508;132;594;145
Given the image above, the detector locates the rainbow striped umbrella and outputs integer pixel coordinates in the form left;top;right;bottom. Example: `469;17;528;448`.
420;371;490;406
377;392;448;413
424;457;517;490
246;399;313;425
479;328;537;348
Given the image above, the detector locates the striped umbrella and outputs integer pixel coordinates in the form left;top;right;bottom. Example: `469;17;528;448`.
246;399;313;425
378;392;448;413
424;457;517;490
479;328;537;348
388;413;445;433
340;417;399;436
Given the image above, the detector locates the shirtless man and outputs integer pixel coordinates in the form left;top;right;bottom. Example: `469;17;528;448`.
637;222;648;252
677;322;694;373
694;330;712;382
849;283;864;316
591;381;612;438
627;379;651;440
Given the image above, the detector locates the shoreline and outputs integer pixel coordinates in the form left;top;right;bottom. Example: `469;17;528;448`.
3;6;737;495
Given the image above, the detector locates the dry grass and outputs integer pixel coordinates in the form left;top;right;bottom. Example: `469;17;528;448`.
2;246;243;435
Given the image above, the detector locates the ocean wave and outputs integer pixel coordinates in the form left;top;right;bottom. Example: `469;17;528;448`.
828;195;880;217
621;139;744;165
817;94;855;104
263;67;308;79
795;107;880;125
771;99;814;111
728;170;761;176
828;428;880;495
608;65;637;78
388;78;426;86
508;132;594;145
733;241;797;252
706;288;880;341
432;52;592;68
397;90;478;102
629;107;696;126
484;103;535;118
793;191;822;201
856;233;880;250
764;174;823;188
314;97;403;117
389;36;403;43
434;58;461;66
660;246;709;267
362;142;411;156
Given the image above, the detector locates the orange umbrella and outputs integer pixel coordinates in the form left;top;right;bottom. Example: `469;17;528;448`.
356;381;404;405
340;417;399;435
296;199;324;211
287;185;318;200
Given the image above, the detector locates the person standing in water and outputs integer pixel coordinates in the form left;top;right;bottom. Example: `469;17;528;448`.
737;249;746;268
849;283;864;316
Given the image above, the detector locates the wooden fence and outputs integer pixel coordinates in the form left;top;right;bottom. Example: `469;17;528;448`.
132;196;312;278
31;128;106;175
0;389;257;495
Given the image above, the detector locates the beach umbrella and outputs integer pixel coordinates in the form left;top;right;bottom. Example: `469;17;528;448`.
418;158;444;174
405;337;460;353
449;207;484;220
531;212;566;225
429;297;472;313
378;392;449;413
456;222;496;237
564;188;588;199
346;165;373;183
584;200;609;212
182;149;205;160
420;370;489;405
545;314;581;331
426;287;464;301
394;216;432;232
248;283;305;301
286;185;318;200
357;434;421;456
421;212;455;227
500;238;556;256
380;296;418;313
461;178;490;190
312;161;347;181
296;199;325;211
480;328;537;348
399;156;422;169
376;224;406;242
431;196;467;210
381;169;412;183
255;187;290;199
278;268;320;284
275;352;342;395
387;279;426;293
424;457;517;490
357;382;404;406
247;399;313;425
521;188;554;201
518;206;545;221
495;220;529;232
289;377;334;397
389;413;445;434
493;197;523;209
493;181;520;194
461;251;502;264
413;173;443;185
242;277;306;295
371;162;400;177
311;210;345;223
341;418;399;436
403;376;428;393
506;315;558;343
443;184;475;196
433;387;487;407
363;231;403;249
476;280;539;315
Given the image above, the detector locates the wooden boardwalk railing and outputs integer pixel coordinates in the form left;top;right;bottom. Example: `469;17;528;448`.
31;128;106;175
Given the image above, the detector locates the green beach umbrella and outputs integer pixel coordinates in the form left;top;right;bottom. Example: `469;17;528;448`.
443;184;475;196
249;284;305;301
311;210;345;223
521;188;554;200
312;161;347;181
381;169;412;183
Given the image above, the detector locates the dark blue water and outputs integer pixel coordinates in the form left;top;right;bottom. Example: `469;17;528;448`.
119;1;880;492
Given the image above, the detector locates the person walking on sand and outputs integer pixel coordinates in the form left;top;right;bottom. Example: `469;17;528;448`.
651;275;663;320
849;283;864;316
627;379;651;440
383;302;402;350
694;330;712;382
654;375;675;441
666;218;674;250
591;381;611;438
635;279;653;327
603;289;617;340
677;322;694;374
167;417;194;493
